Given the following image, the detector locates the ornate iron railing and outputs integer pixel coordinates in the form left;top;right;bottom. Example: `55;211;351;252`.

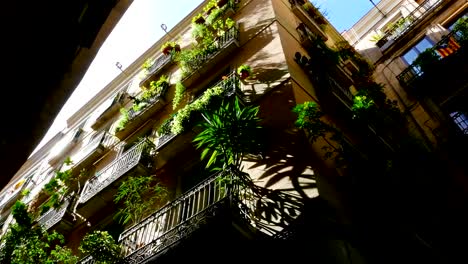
328;75;353;107
70;131;117;165
146;55;172;77
37;199;70;230
140;55;172;85
77;255;95;264
78;139;154;204
396;29;463;87
127;93;162;120
376;0;443;48
118;173;228;262
183;26;239;75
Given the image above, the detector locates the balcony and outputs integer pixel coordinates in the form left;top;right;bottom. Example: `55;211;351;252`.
114;90;168;140
118;172;229;262
397;29;465;90
296;23;316;50
91;91;128;130
37;199;71;231
181;26;240;88
376;0;446;50
66;131;118;175
0;179;28;213
294;52;354;109
289;0;327;41
77;139;154;217
139;55;173;88
327;75;354;108
155;73;241;155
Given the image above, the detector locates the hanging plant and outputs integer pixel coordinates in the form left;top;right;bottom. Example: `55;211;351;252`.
237;64;252;80
160;41;180;55
192;13;206;25
203;0;218;15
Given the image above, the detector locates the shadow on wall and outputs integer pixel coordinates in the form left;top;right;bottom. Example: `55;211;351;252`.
243;127;316;200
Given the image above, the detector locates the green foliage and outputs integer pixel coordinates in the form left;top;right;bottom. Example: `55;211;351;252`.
293;101;330;142
142;58;154;73
413;48;439;71
171;86;225;135
386;16;414;33
293;101;345;164
193;97;263;170
192;13;205;24
370;32;384;42
160;41;178;54
212;17;235;36
454;16;468;43
352;83;403;132
39;162;75;213
79;230;121;264
173;81;186;110
312;38;340;65
21;188;30;197
157;117;174;135
191;22;210;40
237;64;252;75
0;201;77;264
203;0;218;14
143;75;169;101
114;176;167;225
114;108;130;133
206;7;223;25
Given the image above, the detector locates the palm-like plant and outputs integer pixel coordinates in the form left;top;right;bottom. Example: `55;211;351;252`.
193;97;262;171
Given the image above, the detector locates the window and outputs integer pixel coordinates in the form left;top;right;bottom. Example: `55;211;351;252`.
447;9;467;30
450;111;468;135
402;37;434;65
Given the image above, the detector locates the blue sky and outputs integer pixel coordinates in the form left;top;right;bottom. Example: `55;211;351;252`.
33;0;375;154
315;0;379;32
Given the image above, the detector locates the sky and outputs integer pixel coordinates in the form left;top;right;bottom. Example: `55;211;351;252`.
32;0;377;155
314;0;379;32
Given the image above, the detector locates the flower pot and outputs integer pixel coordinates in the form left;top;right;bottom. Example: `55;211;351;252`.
194;16;205;24
162;46;172;55
205;6;216;16
174;44;181;53
239;70;250;80
217;0;228;8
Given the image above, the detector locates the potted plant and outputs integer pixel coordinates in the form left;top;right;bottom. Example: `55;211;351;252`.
217;0;228;8
237;64;252;80
204;0;217;15
192;13;205;25
160;41;180;55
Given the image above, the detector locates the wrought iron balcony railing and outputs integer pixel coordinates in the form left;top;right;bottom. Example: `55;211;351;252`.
70;131;117;167
37;199;70;230
77;255;95;264
396;29;464;88
327;75;353;107
376;0;444;49
127;92;163;121
115;87;168;139
0;178;30;212
289;0;328;41
118;172;228;262
78;139;154;204
139;55;173;87
182;26;239;82
294;51;354;108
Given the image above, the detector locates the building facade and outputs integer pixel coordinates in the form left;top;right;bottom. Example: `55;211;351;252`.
3;0;465;263
343;0;468;262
